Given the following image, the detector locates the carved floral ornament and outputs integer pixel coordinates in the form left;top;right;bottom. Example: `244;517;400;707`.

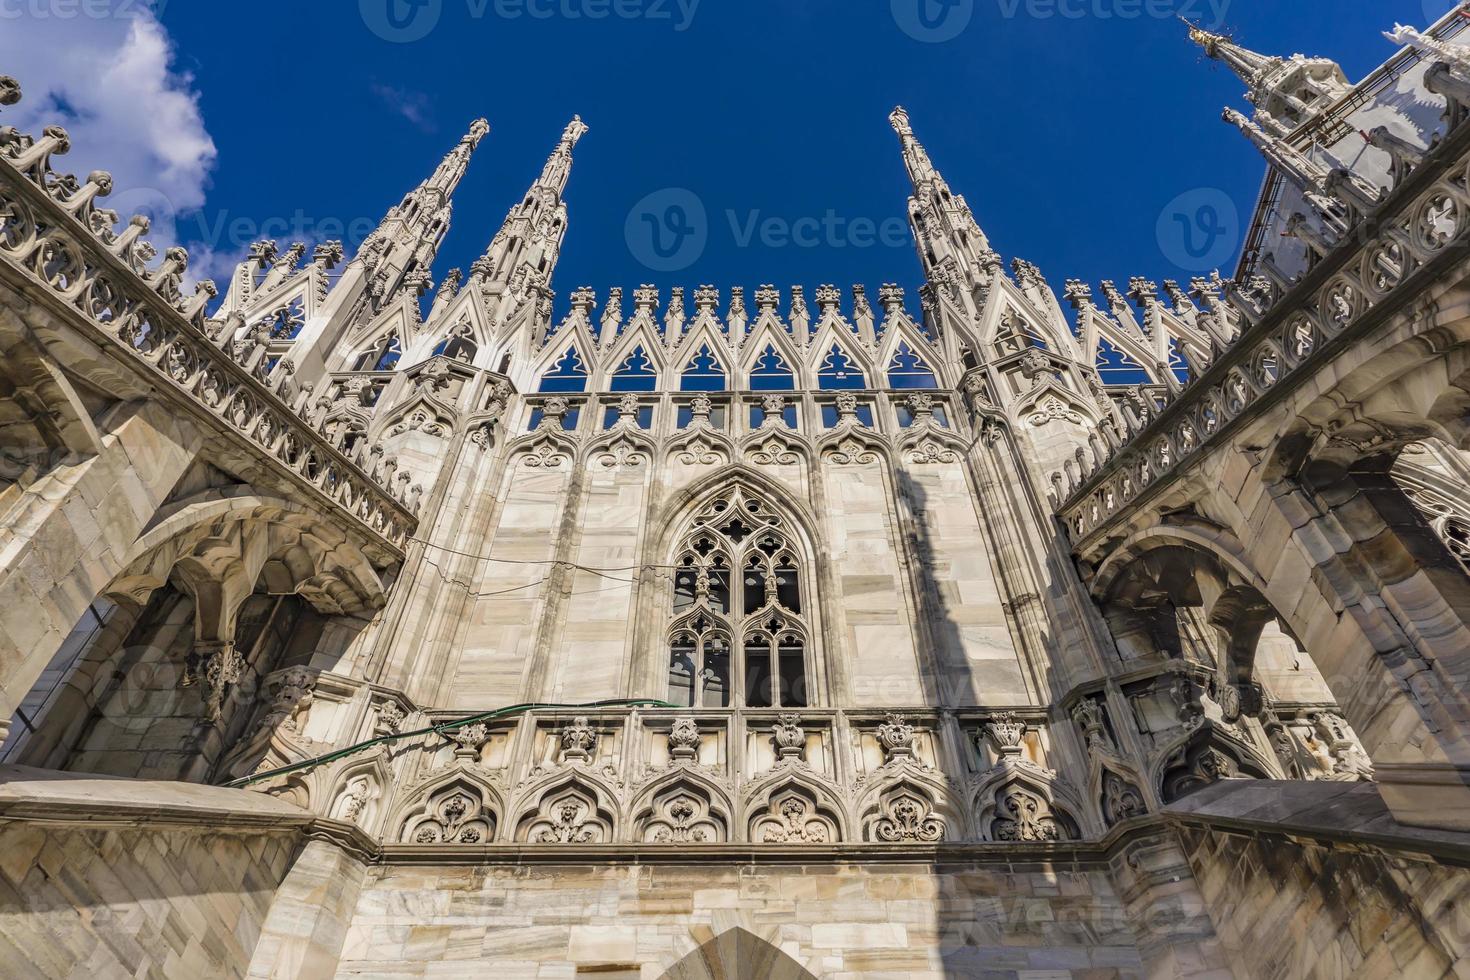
401;782;497;844
872;791;945;843
559;716;598;763
751;787;838;844
1027;396;1085;428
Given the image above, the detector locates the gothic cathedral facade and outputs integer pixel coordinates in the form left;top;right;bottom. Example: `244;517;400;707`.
2;10;1470;980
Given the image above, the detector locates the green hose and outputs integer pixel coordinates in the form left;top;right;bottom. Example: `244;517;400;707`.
224;697;676;788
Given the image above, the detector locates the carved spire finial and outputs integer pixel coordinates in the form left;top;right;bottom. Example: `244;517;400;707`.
889;105;938;187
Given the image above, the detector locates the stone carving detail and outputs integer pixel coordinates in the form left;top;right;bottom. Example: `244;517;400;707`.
751;788;839;844
596;435;648;469
825;435;879;466
641;787;724;844
559;717;598;763
991;787;1068;842
746;435;799;466
1027;397;1085;428
772;713;807;764
873;792;945;843
445;723;490;764
667;717;701;764
332;773;381;826
877;713;917;763
1311;713;1375;781
401;783;497;844
984;712;1026;758
375;700;406;736
908;437;959;465
254;666;315;738
524;788;612;844
183;642;245;720
1071;699;1112;752
522;438;571;468
1100;771;1147;826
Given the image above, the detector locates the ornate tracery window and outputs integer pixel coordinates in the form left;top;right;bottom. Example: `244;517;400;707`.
668;488;810;708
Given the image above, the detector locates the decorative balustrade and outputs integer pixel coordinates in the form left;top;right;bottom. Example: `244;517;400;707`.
0;79;416;553
1058;65;1470;548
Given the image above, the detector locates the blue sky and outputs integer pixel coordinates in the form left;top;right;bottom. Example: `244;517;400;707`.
2;0;1454;304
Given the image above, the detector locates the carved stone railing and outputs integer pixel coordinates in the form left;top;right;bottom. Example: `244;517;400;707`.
1059;68;1470;549
0;80;416;554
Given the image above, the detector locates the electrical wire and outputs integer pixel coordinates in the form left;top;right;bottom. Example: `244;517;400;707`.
225;697;676;789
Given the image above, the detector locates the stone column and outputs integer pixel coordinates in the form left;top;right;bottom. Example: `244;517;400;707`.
246;839;367;978
1108;831;1230;979
0;401;199;741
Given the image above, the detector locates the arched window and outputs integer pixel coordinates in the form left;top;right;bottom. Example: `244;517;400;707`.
681;344;727;392
1094;338;1149;385
887;343;938;389
354;332;401;372
540;346;589;393
611;346;658;392
749;345;795;391
433;322;478;363
667;488;810;709
995;312;1049;353
818;344;866;390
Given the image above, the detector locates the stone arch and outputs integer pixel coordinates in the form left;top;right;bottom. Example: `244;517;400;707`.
512;773;618;844
660;927;817;980
855;774;956;844
397;770;502;845
111;489;387;619
629;771;731;844
1090;526;1330;709
1154;727;1274;804
972;766;1084;843
644;467;832;709
743;774;845;844
20;488;389;781
325;751;393;833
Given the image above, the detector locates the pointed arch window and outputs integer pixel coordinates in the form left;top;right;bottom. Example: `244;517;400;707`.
887;343;938;389
667;488;811;709
749;345;795;391
681;344;727;392
540;346;589;393
995;313;1049;353
611;345;658;392
818;344;866;390
1094;338;1149;385
433;321;478;363
354;332;401;372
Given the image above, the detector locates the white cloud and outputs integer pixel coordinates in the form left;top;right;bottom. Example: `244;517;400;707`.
372;81;437;133
0;5;224;283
